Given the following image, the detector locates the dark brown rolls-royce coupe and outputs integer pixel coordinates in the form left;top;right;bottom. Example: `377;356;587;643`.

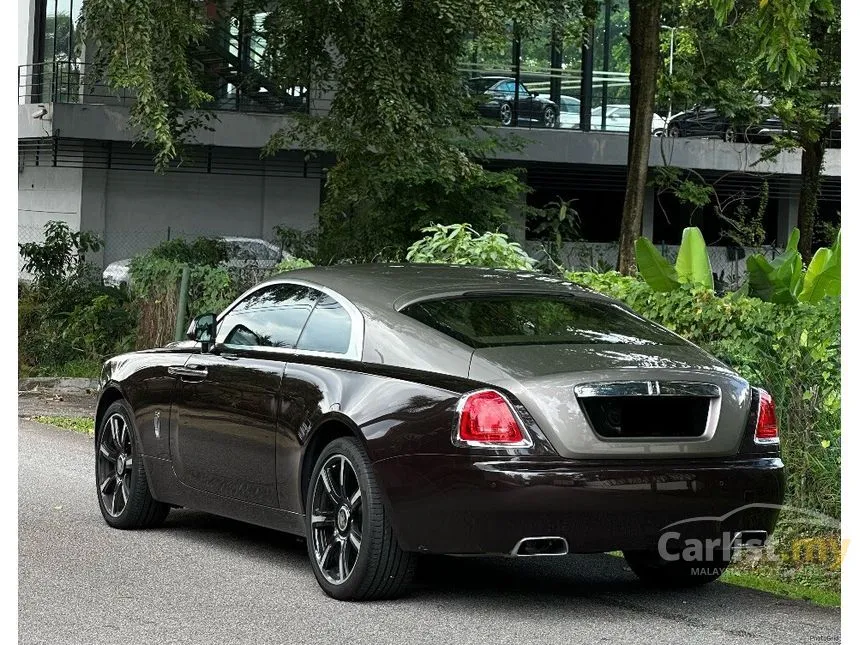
95;264;784;600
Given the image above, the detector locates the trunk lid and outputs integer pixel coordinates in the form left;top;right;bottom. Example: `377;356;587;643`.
469;343;751;459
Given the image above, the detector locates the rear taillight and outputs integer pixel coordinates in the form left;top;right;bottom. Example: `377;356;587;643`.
454;390;531;447
754;389;779;443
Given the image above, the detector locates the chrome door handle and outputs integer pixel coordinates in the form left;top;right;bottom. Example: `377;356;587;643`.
168;365;209;380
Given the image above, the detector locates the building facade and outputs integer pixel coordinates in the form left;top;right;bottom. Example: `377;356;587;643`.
17;1;841;277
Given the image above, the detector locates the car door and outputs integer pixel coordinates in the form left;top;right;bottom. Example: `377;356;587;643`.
493;80;517;124
515;82;538;123
274;293;363;512
607;107;631;132
688;108;723;137
170;282;320;507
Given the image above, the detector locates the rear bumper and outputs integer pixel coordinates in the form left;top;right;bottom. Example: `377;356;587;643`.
374;455;785;555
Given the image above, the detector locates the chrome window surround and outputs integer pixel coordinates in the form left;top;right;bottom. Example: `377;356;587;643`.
451;388;534;449
214;278;365;362
573;381;722;443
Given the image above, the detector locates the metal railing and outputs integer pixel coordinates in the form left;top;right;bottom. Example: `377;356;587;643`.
459;63;636;133
18;60;307;114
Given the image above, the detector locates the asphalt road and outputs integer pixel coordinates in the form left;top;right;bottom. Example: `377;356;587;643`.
19;419;840;645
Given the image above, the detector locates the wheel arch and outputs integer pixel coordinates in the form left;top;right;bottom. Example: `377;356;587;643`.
94;384;125;446
299;413;365;514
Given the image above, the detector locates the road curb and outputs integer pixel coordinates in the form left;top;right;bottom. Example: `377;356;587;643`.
18;377;99;396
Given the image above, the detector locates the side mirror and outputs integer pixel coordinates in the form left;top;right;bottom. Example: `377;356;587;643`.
186;313;216;352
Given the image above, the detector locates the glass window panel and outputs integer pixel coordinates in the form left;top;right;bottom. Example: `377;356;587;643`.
402;294;681;348
296;296;352;354
219;284;320;348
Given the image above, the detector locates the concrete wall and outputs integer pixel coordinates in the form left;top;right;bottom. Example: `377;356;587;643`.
24;104;842;178
17;164;321;273
18;165;84;276
96;169;320;263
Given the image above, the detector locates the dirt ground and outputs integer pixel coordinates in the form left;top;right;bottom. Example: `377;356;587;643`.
17;392;97;420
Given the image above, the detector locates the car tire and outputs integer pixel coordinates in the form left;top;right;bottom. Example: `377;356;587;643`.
723;125;737;143
500;102;513;126
306;437;416;600
667;124;681;137
543;105;558;128
96;400;169;529
623;547;731;587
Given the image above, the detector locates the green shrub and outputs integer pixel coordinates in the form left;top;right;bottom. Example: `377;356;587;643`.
129;256;235;315
272;226;319;262
406;223;536;271
271;257;315;274
18;222;133;376
18;220;102;287
148;237;229;266
19;279;134;376
568;270;841;518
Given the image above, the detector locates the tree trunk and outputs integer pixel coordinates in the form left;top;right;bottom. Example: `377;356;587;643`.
795;9;834;264
616;0;662;275
798;137;825;263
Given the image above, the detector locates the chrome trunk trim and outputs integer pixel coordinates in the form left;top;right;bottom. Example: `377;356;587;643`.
573;381;721;399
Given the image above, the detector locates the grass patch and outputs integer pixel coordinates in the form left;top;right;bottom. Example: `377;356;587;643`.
33;415;94;435
721;569;840;607
19;359;103;378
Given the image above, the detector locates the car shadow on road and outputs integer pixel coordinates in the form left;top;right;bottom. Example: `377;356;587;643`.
155;508;834;618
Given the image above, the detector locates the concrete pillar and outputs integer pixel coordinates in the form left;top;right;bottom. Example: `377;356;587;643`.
777;196;799;248
18;0;35;67
641;186;655;239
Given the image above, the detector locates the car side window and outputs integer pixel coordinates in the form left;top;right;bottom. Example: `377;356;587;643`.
497;81;515;94
296;295;352;354
218;284;320;349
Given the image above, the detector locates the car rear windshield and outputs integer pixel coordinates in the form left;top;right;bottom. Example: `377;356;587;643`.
401;293;682;348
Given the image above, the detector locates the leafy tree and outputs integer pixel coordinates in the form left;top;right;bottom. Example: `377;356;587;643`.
709;0;840;262
80;0;591;261
617;0;662;276
79;1;214;169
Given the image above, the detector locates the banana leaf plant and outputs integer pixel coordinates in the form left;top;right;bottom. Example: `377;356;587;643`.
634;227;714;292
745;229;840;304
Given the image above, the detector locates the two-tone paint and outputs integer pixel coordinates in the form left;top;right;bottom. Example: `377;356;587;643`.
96;264;785;556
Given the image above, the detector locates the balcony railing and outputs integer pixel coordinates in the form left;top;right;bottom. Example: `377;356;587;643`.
18;61;307;114
459;63;649;133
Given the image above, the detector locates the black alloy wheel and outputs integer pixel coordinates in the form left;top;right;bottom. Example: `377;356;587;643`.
310;453;363;585
306;437;415;600
96;400;169;529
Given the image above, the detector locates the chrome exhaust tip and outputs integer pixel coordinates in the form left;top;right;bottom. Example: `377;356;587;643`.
731;530;768;549
510;536;569;556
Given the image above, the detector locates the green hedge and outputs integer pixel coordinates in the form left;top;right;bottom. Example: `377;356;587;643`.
568;271;841;518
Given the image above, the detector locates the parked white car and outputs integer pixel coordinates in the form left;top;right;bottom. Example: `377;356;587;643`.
102;236;290;287
589;105;680;135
